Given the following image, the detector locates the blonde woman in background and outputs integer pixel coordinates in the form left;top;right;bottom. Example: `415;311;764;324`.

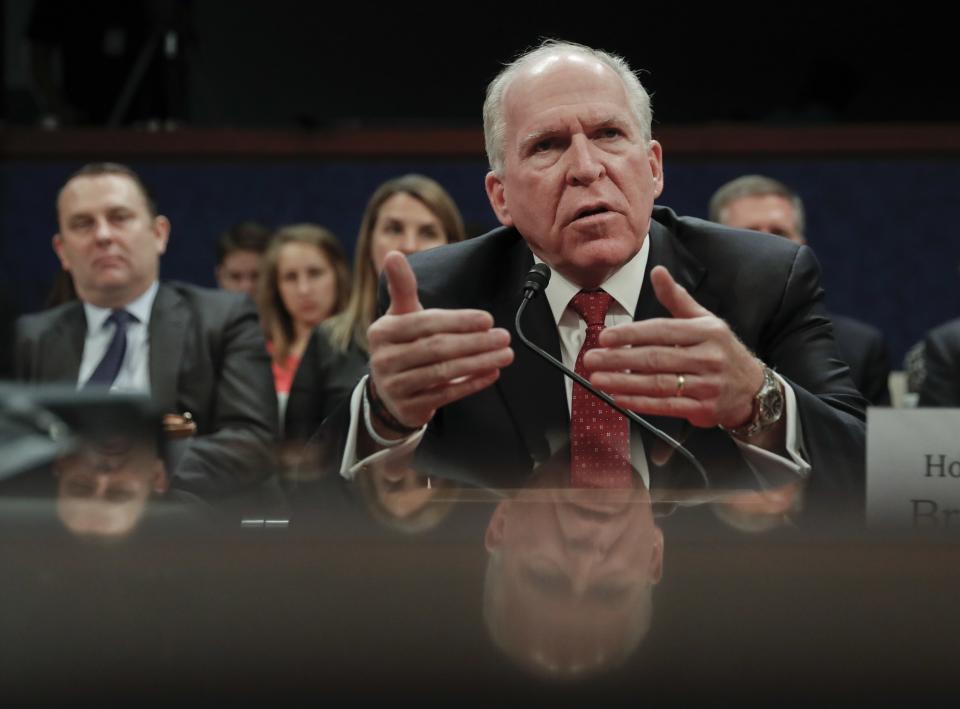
258;224;350;423
285;174;466;443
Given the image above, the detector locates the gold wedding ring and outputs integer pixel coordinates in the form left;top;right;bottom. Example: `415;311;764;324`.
675;374;686;397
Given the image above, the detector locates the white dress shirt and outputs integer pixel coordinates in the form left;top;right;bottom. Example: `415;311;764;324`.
78;281;158;394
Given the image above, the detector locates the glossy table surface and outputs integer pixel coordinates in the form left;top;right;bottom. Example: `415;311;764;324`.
1;390;957;707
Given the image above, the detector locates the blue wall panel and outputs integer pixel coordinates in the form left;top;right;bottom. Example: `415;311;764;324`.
4;156;958;364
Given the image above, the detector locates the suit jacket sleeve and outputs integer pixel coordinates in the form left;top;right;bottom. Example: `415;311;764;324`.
760;246;867;499
919;321;960;406
13;301;86;384
169;292;279;497
13;316;35;381
861;331;892;406
832;315;891;406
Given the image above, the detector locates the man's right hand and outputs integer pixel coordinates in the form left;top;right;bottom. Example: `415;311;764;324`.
366;252;514;440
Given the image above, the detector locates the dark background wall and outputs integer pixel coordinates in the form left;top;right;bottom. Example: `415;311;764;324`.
2;1;958;365
5;2;956;128
3;155;957;365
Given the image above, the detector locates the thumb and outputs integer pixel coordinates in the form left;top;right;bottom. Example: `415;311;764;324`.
650;265;708;319
383;251;423;315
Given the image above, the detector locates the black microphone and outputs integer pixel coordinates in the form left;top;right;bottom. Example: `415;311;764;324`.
521;262;552;300
514;263;707;483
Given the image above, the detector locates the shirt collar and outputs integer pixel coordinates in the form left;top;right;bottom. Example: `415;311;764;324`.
540;236;650;323
83;281;160;331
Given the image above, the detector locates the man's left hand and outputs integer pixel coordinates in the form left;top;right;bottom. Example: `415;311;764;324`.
583;265;764;430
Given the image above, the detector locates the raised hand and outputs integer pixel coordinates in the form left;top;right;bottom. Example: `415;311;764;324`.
366;252;515;437
583;265;764;430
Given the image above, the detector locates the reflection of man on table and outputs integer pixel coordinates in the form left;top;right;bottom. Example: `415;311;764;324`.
54;438;167;538
483;467;663;677
329;41;864;503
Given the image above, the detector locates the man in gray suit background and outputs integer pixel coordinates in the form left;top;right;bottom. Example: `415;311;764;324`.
709;174;891;406
15;163;278;500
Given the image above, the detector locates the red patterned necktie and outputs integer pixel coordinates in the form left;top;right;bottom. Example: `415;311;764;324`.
569;290;632;488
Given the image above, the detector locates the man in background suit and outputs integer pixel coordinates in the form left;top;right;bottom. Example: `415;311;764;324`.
323;41;865;508
918;319;960;406
709;175;891;405
14;163;278;498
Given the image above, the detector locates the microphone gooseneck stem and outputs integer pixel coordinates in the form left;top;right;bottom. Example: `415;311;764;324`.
515;294;708;484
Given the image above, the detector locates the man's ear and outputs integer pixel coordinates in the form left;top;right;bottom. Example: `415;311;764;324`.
152;215;171;256
648;140;664;199
485;172;514;227
52;234;71;271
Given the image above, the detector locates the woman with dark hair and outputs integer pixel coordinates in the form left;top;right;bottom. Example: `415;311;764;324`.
257;224;350;421
285;175;466;447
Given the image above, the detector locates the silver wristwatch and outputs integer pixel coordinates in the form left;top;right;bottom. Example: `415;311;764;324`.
722;364;785;439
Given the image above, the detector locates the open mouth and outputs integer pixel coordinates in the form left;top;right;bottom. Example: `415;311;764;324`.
573;205;612;222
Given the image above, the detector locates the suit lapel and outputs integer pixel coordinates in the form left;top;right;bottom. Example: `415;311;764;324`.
641;217;710;318
148;284;190;413
490;236;569;466
43;303;86;383
633;219;711;444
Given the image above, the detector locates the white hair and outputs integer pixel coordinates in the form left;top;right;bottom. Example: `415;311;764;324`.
483;39;653;175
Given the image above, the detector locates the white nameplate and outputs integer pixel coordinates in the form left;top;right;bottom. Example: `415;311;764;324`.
867;408;960;529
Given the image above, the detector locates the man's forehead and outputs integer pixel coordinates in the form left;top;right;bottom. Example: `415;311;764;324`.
503;54;631;131
58;174;148;215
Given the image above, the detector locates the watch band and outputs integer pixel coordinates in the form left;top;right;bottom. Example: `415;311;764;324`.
721;363;784;439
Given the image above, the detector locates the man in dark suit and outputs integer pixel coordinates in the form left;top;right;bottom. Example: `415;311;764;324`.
325;41;865;506
918;319;960;406
709;174;891;405
14;163;278;498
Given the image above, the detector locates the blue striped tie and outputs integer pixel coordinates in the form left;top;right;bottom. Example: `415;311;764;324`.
84;310;137;389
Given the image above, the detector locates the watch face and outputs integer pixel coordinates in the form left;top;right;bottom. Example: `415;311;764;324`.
760;393;784;422
758;371;784;423
722;367;783;438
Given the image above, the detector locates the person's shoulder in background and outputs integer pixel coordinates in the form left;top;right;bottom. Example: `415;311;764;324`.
919;318;960;407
